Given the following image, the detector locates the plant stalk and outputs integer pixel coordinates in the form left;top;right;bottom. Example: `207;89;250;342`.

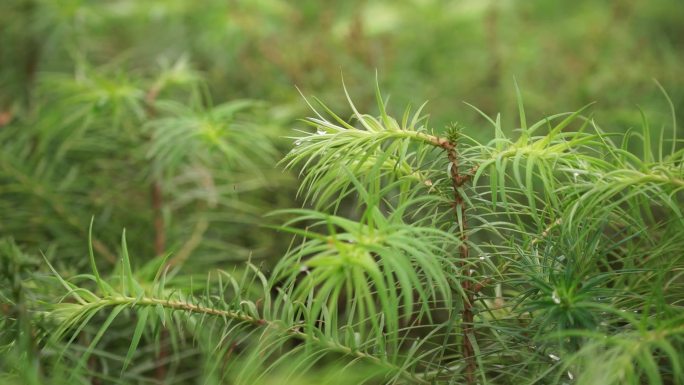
446;139;477;385
145;84;168;384
83;295;431;385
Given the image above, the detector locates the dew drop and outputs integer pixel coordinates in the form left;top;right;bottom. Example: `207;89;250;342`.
549;353;560;361
552;290;561;304
294;140;302;146
316;128;326;135
567;371;574;380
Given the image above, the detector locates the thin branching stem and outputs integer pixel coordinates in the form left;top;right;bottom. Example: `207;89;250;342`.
446;139;477;385
403;127;479;383
412;129;479;384
144;84;168;383
86;295;430;385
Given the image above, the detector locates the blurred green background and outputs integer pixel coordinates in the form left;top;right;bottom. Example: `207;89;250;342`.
1;0;682;269
3;0;682;125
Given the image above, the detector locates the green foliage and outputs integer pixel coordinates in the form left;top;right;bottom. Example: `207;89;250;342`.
1;1;683;385
4;83;683;383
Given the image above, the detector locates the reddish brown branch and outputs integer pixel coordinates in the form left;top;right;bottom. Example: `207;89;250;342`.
145;83;168;384
145;83;166;258
445;141;477;385
421;130;479;383
152;181;165;256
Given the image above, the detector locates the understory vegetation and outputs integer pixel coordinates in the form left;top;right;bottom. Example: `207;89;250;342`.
1;1;683;385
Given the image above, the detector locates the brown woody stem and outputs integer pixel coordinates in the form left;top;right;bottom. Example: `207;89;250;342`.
152;181;165;257
416;131;479;383
145;83;168;384
445;138;477;385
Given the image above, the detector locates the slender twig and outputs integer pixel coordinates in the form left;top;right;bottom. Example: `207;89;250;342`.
83;295;430;385
151;181;165;257
144;82;168;384
146;85;166;260
445;139;477;385
419;130;478;384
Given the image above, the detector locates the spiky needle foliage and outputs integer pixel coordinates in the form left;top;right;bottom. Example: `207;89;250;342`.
2;80;684;385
